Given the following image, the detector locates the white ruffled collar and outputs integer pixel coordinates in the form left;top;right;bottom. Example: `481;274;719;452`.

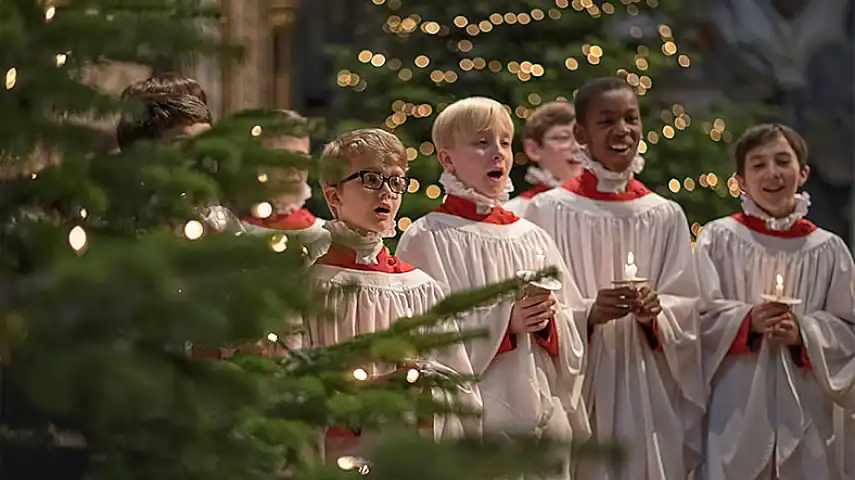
439;171;514;215
741;192;811;231
322;219;394;265
273;183;312;216
579;149;645;193
524;166;561;188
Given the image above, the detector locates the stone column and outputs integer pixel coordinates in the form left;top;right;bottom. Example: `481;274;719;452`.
268;0;301;110
184;0;224;119
221;0;269;114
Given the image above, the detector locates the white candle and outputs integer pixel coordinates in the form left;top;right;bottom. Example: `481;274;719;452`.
775;274;784;298
624;252;638;280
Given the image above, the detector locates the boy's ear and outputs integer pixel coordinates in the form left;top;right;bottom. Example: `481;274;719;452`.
798;164;810;187
522;138;541;162
321;184;342;217
735;174;747;195
437;149;455;173
572;122;590;148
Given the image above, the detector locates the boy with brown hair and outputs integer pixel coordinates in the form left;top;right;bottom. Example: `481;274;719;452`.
309;127;479;461
115;72;212;149
695;123;855;479
505;101;582;216
397;97;590;479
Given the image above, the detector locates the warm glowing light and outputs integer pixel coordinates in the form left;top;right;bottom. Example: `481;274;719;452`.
352;368;369;381
183;220;204;240
270;234;288;252
338;457;356;470
267;332;278;342
252;202;273;219
406;368;420;383
251;125;262;136
68;226;87;253
55;53;67;67
5;68;16;89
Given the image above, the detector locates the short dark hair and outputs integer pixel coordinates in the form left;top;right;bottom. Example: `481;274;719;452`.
121;72;208;105
115;73;212;149
574;76;635;125
523;102;576;144
734;123;808;175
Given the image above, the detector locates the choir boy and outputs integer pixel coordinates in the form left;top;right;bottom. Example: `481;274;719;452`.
694;124;855;479
311;128;479;460
115;73;212;149
397;97;590;479
203;109;328;263
525;77;706;479
505;101;583;216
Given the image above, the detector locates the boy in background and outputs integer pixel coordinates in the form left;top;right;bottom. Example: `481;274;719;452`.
505;102;582;216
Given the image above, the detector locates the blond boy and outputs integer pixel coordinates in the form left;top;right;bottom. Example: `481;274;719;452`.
396;97;590;479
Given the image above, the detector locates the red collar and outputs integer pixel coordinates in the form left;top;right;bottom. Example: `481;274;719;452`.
519;184;553;199
241;208;316;230
562;170;651;201
731;213;817;238
435;195;520;225
316;242;415;273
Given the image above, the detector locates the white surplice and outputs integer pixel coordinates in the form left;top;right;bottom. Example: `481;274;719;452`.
201;200;329;265
694;193;855;480
504;167;560;217
525;155;705;480
306;220;481;448
396;173;590;479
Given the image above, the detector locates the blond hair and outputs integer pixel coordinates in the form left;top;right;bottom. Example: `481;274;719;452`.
319;128;407;185
431;97;514;149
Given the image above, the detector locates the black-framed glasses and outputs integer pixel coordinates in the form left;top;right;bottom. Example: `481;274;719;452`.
338;170;412;194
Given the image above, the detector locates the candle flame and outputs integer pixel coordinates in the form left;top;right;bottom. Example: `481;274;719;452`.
627;252;634;265
776;274;783;286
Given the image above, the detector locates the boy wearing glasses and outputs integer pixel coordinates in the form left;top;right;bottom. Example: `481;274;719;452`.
310;128;479;461
396;97;590;478
505;102;582;216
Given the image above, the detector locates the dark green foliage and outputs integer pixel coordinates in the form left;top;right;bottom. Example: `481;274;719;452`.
0;1;622;478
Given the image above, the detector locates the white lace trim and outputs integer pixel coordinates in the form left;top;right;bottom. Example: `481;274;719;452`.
524;166;561;188
741;192;811;231
273;183;312;215
439;171;514;215
578;148;645;193
200;205;243;233
322;219;394;265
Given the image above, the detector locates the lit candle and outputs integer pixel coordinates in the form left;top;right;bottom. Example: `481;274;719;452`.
624;252;638;280
775;274;784;298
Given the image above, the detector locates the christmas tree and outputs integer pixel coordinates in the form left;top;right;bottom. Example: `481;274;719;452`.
0;1;618;479
331;0;759;244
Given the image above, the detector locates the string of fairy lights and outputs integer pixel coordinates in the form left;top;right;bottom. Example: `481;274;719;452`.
5;1;738;255
340;0;738;239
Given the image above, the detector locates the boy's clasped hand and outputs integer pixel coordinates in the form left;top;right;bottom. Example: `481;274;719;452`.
751;302;801;345
510;291;557;333
589;285;662;326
